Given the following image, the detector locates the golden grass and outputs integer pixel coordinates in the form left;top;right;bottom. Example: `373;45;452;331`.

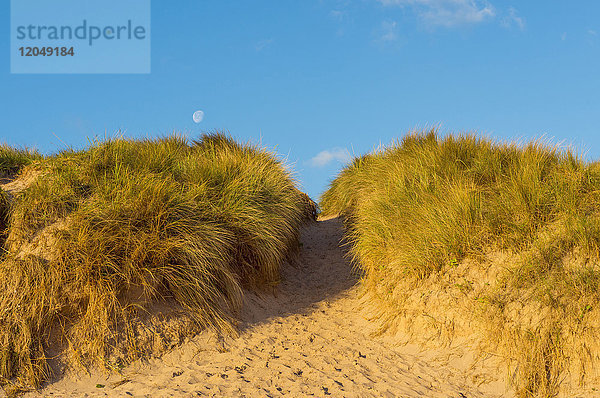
0;145;41;176
0;133;315;393
321;129;600;397
0;188;7;247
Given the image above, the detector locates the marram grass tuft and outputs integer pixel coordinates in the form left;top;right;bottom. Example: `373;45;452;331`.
0;133;315;393
0;144;41;176
321;129;600;397
0;188;8;247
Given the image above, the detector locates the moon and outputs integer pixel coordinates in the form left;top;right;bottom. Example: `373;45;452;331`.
192;110;204;123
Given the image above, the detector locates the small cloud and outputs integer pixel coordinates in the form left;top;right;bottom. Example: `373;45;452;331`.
255;38;274;52
561;32;567;41
330;8;352;36
307;148;351;167
330;9;347;21
378;0;495;28
501;7;525;30
379;20;399;42
587;29;598;45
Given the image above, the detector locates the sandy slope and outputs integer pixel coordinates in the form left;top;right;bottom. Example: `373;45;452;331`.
23;217;511;398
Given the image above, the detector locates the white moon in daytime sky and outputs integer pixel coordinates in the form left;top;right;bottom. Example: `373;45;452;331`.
193;110;204;123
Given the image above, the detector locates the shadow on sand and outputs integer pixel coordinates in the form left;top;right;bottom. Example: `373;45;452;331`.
239;217;360;330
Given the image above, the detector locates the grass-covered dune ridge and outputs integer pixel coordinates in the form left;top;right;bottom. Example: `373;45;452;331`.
0;133;315;392
321;129;600;397
0;144;41;177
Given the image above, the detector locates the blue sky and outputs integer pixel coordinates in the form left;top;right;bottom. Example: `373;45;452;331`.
2;1;600;199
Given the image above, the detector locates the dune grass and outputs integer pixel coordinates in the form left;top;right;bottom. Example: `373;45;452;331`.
321;129;600;397
0;188;8;245
0;144;41;245
0;145;41;176
0;133;314;393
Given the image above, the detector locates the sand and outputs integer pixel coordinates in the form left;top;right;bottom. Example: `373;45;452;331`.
17;217;512;398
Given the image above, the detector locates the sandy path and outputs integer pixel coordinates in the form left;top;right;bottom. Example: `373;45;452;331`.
25;218;510;397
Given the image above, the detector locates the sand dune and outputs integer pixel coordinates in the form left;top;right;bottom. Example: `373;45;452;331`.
22;218;511;397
